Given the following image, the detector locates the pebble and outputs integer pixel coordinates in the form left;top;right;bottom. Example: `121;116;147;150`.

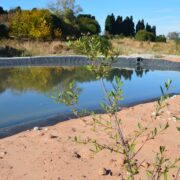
73;152;81;159
1;151;7;156
49;134;58;139
171;95;176;99
33;127;40;131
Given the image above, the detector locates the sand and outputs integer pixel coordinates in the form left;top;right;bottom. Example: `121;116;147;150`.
0;96;180;180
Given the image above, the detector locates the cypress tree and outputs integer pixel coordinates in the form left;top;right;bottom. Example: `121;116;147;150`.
115;16;123;35
136;19;145;33
105;13;115;35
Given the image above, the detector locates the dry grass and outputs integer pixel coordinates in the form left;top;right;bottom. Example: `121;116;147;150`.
111;37;180;56
0;39;73;57
0;38;180;57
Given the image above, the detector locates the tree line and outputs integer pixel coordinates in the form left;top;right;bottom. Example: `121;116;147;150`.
0;2;166;42
105;14;166;42
0;5;100;40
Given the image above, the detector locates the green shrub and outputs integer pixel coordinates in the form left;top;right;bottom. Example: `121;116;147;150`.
72;35;111;57
135;30;155;42
156;35;166;42
0;23;9;38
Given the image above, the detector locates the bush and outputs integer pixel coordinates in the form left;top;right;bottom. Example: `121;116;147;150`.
156;35;166;42
9;9;62;40
72;35;111;57
135;30;155;42
0;24;9;38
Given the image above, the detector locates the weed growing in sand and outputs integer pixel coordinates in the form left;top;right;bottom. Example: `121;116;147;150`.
154;79;172;117
55;35;180;179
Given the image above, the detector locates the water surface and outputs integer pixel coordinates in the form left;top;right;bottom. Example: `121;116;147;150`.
0;66;180;131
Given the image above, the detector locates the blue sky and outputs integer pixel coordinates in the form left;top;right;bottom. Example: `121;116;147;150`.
1;0;180;35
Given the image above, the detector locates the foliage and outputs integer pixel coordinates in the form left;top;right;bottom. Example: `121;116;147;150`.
55;36;180;179
77;14;101;35
156;35;166;43
0;6;7;15
105;14;135;37
135;30;155;42
52;81;80;106
71;35;111;57
0;23;9;38
146;23;156;36
9;9;62;40
154;79;172;117
48;0;82;15
136;19;145;33
105;14;116;35
146;146;180;180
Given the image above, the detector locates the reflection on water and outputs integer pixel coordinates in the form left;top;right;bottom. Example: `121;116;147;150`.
0;66;180;129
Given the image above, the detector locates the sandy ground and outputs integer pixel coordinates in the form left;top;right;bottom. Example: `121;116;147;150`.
0;96;180;180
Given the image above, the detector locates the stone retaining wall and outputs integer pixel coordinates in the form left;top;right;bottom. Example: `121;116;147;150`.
0;56;180;71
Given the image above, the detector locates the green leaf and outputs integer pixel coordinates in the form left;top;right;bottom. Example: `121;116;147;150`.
160;146;165;154
163;171;168;180
146;171;153;178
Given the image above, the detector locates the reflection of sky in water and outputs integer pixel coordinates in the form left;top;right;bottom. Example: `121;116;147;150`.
0;67;180;129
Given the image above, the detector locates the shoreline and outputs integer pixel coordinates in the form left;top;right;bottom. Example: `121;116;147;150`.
0;95;179;179
1;93;179;139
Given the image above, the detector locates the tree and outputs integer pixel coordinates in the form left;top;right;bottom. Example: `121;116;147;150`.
48;0;82;15
77;14;101;35
0;24;9;37
105;14;115;35
0;6;7;15
146;23;156;36
135;29;155;42
9;9;62;40
9;6;21;14
136;19;145;33
115;16;123;35
167;32;180;40
121;16;135;37
156;35;166;42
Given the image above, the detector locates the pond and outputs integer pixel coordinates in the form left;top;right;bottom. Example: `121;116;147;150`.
0;66;180;137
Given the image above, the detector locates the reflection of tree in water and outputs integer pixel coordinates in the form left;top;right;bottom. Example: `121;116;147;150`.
135;69;149;78
0;67;149;94
108;68;134;81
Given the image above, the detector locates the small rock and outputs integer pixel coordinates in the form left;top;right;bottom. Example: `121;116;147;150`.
1;151;7;156
44;128;48;131
151;112;156;116
49;134;58;139
172;117;177;122
73;152;81;159
171;95;176;99
33;127;40;131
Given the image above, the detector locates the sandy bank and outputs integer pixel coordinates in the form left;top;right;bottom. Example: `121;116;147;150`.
0;96;180;180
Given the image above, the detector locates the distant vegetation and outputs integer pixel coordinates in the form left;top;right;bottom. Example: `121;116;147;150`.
1;0;180;56
0;1;100;40
0;0;165;42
